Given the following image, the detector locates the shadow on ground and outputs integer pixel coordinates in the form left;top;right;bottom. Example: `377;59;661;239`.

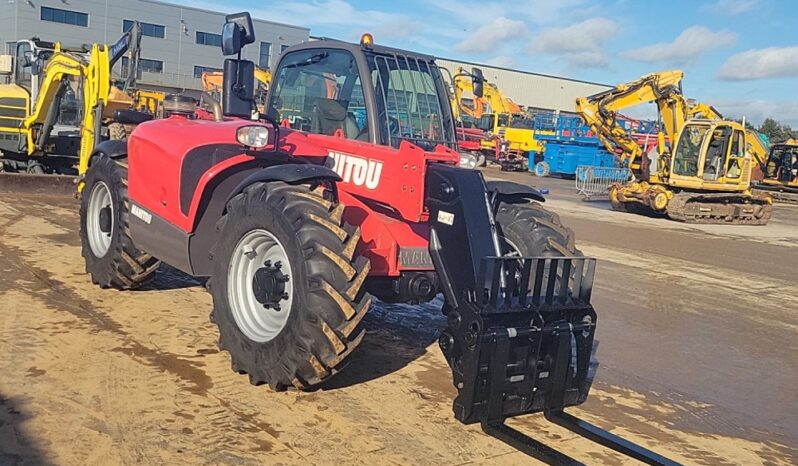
0;394;53;466
136;264;205;291
319;297;446;391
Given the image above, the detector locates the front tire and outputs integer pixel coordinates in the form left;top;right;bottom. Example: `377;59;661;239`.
80;154;160;289
210;181;371;390
495;201;578;257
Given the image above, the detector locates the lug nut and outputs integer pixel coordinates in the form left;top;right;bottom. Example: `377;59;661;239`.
274;261;282;269
263;260;271;267
281;292;289;300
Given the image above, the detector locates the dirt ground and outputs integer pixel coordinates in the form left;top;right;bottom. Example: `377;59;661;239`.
0;170;796;465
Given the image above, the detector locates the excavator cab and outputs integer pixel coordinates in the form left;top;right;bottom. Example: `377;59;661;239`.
669;120;750;190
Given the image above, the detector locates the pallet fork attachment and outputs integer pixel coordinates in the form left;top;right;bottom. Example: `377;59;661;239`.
425;164;679;465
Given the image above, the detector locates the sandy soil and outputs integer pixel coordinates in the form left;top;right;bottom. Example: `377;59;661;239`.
0;180;795;465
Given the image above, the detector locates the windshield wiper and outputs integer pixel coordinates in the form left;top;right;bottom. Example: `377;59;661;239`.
283;52;329;69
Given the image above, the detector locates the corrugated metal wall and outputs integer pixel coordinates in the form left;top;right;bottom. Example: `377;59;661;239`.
437;58;611;114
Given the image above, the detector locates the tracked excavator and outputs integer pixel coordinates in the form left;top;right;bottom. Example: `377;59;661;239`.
0;22;150;177
754;139;798;203
576;70;773;224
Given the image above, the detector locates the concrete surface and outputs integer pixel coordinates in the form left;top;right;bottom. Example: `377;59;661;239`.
0;170;795;465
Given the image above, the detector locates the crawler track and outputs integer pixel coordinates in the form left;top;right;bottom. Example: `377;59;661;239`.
665;192;773;225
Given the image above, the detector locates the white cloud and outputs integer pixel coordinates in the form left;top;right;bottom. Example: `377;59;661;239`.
622;26;736;64
711;98;798;127
718;47;798;80
704;0;760;15
455;17;526;54
530;18;619;68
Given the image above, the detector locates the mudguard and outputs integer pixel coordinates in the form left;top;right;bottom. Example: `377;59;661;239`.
485;180;545;203
225;163;342;206
91;139;128;160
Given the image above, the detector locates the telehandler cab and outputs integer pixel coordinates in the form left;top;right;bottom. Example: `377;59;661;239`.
79;12;676;464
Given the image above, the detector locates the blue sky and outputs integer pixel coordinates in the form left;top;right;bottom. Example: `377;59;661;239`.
190;0;798;126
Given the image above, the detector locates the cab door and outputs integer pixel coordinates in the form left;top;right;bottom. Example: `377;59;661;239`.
719;129;751;188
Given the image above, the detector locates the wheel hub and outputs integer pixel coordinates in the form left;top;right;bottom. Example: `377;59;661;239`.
252;260;290;310
227;229;294;343
86;181;114;258
98;206;112;233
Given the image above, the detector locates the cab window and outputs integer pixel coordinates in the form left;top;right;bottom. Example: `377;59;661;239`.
269;49;368;141
673;125;709;177
726;130;745;179
702;126;731;180
15;43;32;91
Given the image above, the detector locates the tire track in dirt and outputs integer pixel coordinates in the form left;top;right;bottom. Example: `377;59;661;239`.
1;195;795;465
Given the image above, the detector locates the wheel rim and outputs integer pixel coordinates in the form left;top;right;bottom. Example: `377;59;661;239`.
227;229;294;343
87;181;114;258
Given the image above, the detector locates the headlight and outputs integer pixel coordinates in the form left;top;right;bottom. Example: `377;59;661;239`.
236;125;270;148
459;152;478;169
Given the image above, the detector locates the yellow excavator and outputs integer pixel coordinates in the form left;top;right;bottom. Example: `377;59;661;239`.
450;67;536;150
754;139;798;203
0;23;148;176
576;70;773;224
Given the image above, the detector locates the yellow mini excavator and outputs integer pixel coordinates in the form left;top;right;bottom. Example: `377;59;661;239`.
576;70;772;225
0;22;148;177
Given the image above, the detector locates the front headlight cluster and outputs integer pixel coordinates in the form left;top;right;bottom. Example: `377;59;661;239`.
459;152;478;169
236;125;270;148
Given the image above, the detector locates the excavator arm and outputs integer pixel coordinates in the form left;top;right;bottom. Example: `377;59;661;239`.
22;44;111;178
576;70;688;171
451;67;484;120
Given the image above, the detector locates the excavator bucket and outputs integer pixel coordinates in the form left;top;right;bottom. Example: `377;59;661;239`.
425;164;678;465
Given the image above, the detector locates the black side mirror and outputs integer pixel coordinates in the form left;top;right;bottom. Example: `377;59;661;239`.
223;58;255;118
22;51;34;67
221;12;255;56
471;67;484;98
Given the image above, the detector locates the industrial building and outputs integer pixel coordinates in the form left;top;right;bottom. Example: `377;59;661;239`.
0;0;608;113
0;0;309;93
436;58;611;115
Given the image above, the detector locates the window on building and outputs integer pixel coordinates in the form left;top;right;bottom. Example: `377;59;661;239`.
259;42;272;69
193;65;222;78
196;31;222;47
123;20;165;39
121;57;164;78
41;6;88;27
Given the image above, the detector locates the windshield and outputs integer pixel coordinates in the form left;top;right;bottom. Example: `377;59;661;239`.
269;49;369;140
673;124;710;176
367;52;455;150
767;145;798;181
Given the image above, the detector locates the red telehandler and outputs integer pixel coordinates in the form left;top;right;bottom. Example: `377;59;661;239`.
78;12;677;465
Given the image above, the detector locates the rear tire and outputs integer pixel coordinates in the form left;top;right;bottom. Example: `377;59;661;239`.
80;153;160;289
210;181;371;390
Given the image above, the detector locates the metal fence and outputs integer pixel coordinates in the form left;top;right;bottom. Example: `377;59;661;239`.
575;166;632;200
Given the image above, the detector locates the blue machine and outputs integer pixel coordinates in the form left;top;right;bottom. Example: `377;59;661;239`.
529;114;617;177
